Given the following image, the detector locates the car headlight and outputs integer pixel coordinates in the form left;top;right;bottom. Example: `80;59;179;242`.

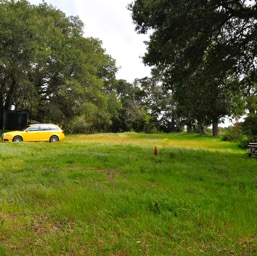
4;134;11;137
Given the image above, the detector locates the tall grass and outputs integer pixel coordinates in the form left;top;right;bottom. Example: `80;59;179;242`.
0;133;256;255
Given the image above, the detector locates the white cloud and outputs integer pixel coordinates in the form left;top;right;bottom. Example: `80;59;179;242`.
28;0;151;82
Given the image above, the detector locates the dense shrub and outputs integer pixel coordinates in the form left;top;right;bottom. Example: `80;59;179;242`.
221;122;243;142
239;135;250;149
239;114;257;147
242;114;257;137
221;119;257;149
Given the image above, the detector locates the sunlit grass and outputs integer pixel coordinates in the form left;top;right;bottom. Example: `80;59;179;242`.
67;132;241;152
0;133;256;255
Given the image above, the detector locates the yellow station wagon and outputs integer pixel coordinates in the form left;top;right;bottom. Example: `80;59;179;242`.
1;124;65;142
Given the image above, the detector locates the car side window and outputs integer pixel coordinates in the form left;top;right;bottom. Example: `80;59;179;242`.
49;125;59;131
27;126;40;132
40;126;50;131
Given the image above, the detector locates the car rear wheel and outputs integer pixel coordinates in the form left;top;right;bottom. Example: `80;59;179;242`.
50;135;59;142
13;136;23;142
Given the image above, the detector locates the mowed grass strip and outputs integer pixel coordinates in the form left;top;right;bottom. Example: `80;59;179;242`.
0;133;256;255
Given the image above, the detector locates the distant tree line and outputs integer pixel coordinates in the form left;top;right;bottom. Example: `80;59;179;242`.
0;0;182;134
1;0;257;136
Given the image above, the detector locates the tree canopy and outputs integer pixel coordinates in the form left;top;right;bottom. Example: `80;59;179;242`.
0;0;119;132
2;0;257;135
129;0;257;135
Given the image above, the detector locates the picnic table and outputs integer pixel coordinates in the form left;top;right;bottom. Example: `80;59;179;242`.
247;143;257;157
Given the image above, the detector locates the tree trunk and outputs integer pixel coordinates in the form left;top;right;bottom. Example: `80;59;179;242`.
212;120;219;137
187;122;193;133
4;75;16;111
171;115;176;132
197;120;206;135
0;93;3;129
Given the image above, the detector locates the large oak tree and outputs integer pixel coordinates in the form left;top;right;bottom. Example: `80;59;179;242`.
130;0;257;136
0;0;118;132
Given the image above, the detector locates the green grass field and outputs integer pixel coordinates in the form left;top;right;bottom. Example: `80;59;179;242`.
0;133;256;255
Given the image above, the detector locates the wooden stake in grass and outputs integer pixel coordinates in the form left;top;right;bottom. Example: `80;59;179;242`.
154;146;158;156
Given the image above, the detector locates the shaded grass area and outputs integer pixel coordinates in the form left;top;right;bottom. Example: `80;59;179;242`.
0;133;256;255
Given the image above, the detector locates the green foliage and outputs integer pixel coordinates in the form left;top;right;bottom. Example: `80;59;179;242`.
107;77;181;133
222;115;257;148
129;1;257;135
222;123;243;142
134;77;180;132
242;114;257;137
0;0;119;133
239;114;257;147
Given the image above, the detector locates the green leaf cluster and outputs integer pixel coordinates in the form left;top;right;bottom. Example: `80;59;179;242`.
0;0;119;132
130;0;257;135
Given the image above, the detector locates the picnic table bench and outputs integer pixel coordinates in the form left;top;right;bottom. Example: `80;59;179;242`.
247;143;257;157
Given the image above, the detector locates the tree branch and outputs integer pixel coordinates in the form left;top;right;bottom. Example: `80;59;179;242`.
221;1;257;19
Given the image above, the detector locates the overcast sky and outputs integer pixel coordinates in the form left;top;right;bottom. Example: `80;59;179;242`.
28;0;151;82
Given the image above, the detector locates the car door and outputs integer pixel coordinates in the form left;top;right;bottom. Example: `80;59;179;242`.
23;125;40;141
38;125;51;141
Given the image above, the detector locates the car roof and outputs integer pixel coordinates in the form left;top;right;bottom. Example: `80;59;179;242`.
30;123;57;126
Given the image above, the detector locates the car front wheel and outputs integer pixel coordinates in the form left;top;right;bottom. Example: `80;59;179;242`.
13;136;23;142
50;135;59;142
